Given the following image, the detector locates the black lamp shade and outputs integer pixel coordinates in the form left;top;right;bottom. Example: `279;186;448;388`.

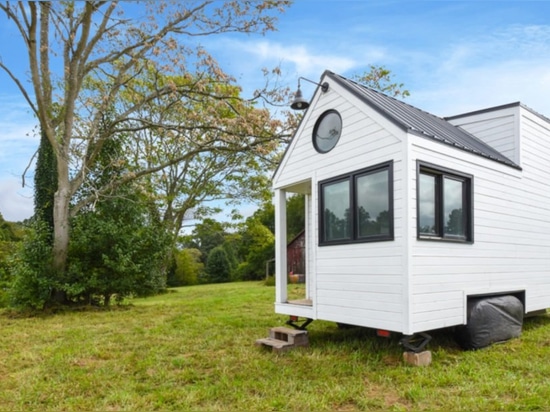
290;88;309;110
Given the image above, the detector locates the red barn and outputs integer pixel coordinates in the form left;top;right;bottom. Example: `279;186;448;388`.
287;230;305;282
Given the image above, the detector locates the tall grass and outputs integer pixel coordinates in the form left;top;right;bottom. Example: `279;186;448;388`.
1;282;549;411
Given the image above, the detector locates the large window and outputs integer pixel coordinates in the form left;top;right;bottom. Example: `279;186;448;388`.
319;161;393;245
417;162;473;242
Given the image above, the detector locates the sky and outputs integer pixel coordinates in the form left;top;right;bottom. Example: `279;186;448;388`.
1;0;550;222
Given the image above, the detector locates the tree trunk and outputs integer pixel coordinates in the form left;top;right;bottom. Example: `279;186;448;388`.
51;183;71;304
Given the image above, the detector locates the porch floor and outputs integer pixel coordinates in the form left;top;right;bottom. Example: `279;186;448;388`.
287;298;312;306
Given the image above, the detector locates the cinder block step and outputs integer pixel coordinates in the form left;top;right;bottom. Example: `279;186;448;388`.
269;327;309;347
256;327;309;353
403;350;432;366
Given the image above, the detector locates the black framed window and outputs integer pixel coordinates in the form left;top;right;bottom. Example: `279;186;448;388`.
319;161;393;245
417;162;473;242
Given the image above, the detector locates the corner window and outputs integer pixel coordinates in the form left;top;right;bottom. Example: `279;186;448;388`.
319;161;393;245
417;162;473;242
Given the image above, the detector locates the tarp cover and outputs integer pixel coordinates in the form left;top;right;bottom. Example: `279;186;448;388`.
455;295;523;350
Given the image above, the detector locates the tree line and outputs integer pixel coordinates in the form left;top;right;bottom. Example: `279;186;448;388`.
0;1;407;311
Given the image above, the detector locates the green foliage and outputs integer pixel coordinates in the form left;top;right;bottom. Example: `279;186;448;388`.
353;65;410;98
252;194;305;239
0;213;19;242
170;248;203;286
0;241;16;307
205;246;231;283
236;219;274;281
286;194;305;240
35;113;170;306
10;222;56;310
67;193;170;305
252;201;275;233
182;218;228;264
1;0;292;307
33;129;57;239
221;233;240;279
0;213;27;307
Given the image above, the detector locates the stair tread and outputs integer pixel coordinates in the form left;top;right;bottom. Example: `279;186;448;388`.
255;337;294;349
270;326;308;336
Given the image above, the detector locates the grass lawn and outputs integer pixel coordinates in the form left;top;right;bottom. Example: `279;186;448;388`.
1;281;550;411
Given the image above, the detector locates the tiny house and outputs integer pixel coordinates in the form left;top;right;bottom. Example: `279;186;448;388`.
272;70;550;344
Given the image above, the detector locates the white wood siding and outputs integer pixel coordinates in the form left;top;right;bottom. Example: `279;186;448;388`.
312;84;406;332
275;75;550;335
409;107;550;333
274;77;407;332
447;106;519;165
516;109;550;310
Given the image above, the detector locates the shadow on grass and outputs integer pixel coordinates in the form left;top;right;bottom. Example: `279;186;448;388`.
307;322;466;355
1;302;134;319
307;313;550;355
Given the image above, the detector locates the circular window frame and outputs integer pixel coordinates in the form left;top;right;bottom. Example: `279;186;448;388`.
312;109;342;154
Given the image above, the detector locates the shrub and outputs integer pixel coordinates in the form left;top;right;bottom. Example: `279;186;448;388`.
10;221;56;310
205;246;231;284
67;201;170;305
170;248;203;286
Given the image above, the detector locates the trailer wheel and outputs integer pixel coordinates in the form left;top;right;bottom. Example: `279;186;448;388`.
455;294;523;350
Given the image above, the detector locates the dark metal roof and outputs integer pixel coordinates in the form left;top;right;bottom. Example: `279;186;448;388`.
325;71;520;169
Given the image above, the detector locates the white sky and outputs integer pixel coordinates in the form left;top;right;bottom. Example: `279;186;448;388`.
1;0;550;221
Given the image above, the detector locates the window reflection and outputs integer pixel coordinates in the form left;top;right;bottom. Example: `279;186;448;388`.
323;180;351;241
320;162;393;245
419;174;436;235
444;178;464;237
356;170;389;237
417;164;471;241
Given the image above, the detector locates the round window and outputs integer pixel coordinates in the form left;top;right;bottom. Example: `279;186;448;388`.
312;110;342;153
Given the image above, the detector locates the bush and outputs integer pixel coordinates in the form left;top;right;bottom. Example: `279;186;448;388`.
205;246;231;284
10;221;56;310
0;241;17;307
170;248;203;286
236;221;274;281
67;202;170;305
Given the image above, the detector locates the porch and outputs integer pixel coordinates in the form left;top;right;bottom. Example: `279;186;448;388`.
274;182;315;319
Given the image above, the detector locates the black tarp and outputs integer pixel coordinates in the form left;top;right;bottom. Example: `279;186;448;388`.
455;295;523;350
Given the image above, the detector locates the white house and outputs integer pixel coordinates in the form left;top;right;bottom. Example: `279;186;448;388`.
272;70;550;341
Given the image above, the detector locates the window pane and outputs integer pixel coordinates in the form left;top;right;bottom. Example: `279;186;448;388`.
444;177;465;237
356;170;389;237
323;180;351;241
419;174;436;235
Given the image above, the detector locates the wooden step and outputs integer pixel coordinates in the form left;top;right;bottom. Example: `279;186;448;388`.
256;327;309;353
255;337;295;353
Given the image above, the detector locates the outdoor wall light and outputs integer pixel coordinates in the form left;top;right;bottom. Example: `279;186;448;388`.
290;77;329;110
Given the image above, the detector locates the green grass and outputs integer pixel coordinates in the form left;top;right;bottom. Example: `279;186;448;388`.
1;282;550;411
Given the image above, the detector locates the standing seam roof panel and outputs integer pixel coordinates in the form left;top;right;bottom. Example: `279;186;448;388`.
327;71;520;169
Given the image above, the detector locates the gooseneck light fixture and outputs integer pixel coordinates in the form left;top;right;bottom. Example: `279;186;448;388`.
290;77;329;110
